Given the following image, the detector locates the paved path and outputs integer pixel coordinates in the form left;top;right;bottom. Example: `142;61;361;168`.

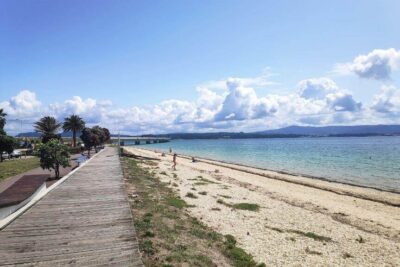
0;147;143;266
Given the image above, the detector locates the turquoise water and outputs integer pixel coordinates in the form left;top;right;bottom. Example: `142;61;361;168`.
131;136;400;192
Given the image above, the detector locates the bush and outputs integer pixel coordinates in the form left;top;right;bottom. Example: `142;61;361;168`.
68;146;82;154
0;134;16;162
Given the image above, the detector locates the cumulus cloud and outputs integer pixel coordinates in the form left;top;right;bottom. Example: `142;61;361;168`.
297;78;338;100
371;85;400;115
327;92;362;112
214;79;277;121
335;48;400;80
0;90;42;118
2;71;399;135
49;96;112;123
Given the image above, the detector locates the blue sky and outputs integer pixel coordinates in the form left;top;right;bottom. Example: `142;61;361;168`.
1;1;400;134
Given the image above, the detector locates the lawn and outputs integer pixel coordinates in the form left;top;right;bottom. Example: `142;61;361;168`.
0;157;40;181
121;156;266;267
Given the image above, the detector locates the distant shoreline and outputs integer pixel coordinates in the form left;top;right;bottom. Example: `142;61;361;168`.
134;146;400;206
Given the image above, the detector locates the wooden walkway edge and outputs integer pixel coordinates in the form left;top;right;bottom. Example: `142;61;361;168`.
0;147;143;266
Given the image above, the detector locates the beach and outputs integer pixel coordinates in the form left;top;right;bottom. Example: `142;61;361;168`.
124;146;400;266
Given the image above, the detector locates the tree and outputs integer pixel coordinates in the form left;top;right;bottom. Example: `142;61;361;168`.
91;126;105;146
63;115;85;147
80;126;110;157
0;108;6;130
36;139;70;179
102;127;111;143
34;116;62;143
0;135;16;162
0;110;16;162
80;127;98;157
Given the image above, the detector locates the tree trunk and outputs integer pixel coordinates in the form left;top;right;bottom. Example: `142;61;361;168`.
55;163;60;179
73;131;76;147
88;148;91;158
0;154;3;162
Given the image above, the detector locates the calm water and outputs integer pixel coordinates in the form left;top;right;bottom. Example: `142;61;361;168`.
131;136;400;192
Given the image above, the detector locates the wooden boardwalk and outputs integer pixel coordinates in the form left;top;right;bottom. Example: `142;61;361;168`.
0;147;143;266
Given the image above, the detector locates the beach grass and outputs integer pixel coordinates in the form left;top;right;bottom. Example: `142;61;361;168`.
232;203;260;211
122;156;265;267
265;225;332;242
216;199;260;212
0;157;40;181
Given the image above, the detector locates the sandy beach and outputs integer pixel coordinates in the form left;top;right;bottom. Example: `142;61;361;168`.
124;147;400;266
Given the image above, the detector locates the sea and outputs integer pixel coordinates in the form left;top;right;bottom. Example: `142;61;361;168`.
128;136;400;192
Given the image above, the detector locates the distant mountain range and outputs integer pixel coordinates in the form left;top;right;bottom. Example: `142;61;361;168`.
146;124;400;139
255;125;400;136
16;124;400;139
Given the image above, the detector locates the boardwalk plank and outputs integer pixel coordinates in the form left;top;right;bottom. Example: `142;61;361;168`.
0;147;143;266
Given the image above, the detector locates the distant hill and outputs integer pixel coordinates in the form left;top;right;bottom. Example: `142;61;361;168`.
255;125;400;136
150;124;400;139
144;132;303;139
16;124;400;139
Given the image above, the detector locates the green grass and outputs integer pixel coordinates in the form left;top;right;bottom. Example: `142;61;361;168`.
0;157;40;181
166;196;187;209
288;230;332;242
191;175;219;186
216;199;260;212
122;157;265;267
265;225;332;243
232;203;260;211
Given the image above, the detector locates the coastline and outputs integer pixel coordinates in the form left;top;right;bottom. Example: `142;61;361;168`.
138;146;400;206
124;146;400;266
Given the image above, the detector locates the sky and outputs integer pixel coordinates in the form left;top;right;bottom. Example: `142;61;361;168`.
1;0;400;135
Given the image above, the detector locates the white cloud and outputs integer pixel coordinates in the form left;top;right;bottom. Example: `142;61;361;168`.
297;78;338;100
214;79;277;121
335;48;400;80
2;70;399;135
371;85;400;115
0;90;42;118
48;96;111;123
327;92;362;112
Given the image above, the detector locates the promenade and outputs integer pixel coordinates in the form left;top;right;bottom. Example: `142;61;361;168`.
0;147;142;266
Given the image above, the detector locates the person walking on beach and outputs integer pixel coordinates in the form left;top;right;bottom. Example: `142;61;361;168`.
172;153;177;170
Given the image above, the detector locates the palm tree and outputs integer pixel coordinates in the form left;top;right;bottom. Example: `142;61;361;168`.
34;116;62;143
0;108;7;130
63;115;85;147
